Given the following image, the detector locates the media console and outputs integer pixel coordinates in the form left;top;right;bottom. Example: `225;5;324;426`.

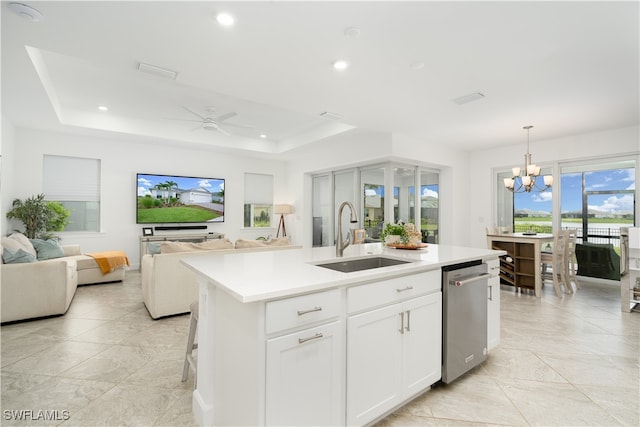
139;232;225;260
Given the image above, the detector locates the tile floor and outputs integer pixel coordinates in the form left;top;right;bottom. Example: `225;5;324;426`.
1;271;638;426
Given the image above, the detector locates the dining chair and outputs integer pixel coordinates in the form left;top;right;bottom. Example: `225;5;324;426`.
540;230;570;297
485;226;499;235
564;229;579;291
498;226;513;234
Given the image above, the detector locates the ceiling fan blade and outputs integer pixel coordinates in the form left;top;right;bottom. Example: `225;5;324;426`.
166;118;202;123
216;126;231;136
183;106;207;120
222;122;256;129
214;112;237;122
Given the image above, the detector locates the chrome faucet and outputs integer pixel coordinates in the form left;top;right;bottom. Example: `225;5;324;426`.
336;201;358;257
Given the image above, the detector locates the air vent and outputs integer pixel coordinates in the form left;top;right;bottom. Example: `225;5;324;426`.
137;62;178;80
453;92;485;105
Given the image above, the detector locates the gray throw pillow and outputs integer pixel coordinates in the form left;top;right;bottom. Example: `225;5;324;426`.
29;239;65;260
2;247;37;264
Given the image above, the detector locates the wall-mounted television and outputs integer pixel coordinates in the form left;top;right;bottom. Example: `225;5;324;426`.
137;173;225;224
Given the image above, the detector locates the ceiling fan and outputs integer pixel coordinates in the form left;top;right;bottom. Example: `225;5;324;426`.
173;106;255;136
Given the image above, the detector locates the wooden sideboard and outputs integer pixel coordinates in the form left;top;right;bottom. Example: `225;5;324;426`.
486;233;554;297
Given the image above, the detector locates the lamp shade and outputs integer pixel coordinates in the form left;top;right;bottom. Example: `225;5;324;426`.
275;204;294;215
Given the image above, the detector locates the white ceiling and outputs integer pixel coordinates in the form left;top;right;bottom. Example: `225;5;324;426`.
2;1;638;156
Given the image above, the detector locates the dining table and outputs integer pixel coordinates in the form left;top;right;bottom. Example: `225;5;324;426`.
486;232;555;297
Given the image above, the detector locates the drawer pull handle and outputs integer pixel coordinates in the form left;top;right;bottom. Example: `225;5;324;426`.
298;333;323;344
396;286;414;293
297;306;322;316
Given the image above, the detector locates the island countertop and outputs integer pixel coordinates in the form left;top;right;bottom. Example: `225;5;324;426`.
180;242;505;303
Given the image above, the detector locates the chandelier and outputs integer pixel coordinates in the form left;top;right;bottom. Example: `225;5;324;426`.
503;125;553;193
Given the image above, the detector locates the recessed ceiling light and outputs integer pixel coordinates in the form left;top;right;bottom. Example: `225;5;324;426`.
97;105;109;111
216;13;235;26
332;60;349;70
8;2;44;22
344;27;361;38
260;134;268;139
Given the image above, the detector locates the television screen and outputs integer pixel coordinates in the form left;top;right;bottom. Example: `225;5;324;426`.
137;173;225;224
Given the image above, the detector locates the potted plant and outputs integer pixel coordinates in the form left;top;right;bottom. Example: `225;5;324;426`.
6;194;70;239
380;222;408;244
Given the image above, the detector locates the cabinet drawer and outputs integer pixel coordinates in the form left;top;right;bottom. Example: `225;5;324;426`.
347;270;440;314
266;289;341;334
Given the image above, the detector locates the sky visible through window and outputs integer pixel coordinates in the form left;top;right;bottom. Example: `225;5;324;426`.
515;168;635;216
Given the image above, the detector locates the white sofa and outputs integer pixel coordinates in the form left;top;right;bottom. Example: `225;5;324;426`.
63;245;126;285
141;238;300;319
1;246;79;323
1;234;126;323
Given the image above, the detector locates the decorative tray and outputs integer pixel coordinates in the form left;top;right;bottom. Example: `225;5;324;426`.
387;243;428;250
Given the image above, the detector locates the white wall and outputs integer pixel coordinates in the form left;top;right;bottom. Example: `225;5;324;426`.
284;130;394;247
391;132;471;246
4;122;637;269
1;117;16;238
3;127;287;267
466;125;640;249
284;129;472;247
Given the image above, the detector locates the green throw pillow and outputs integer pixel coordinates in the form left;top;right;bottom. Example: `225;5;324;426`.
147;242;162;255
2;247;37;264
29;239;65;260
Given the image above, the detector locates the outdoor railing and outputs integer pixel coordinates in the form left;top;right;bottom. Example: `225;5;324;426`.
513;224;622;249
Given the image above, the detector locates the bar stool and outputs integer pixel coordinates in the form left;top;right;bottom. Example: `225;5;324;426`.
182;301;198;385
541;230;569;297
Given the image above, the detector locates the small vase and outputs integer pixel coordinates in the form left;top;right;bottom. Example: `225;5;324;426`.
385;235;402;245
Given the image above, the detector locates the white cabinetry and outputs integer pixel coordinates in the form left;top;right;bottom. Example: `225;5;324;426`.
266;321;343;426
265;289;343;426
346;271;442;425
487;258;501;350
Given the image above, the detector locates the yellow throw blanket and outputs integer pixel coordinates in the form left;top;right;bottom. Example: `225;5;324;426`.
87;251;130;275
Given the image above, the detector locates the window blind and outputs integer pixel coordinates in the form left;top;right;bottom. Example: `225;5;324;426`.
43;155;100;201
244;173;273;204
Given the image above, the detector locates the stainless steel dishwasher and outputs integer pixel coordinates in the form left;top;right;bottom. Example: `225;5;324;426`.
441;260;490;383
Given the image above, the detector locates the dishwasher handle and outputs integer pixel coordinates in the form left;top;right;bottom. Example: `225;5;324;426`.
451;273;490;287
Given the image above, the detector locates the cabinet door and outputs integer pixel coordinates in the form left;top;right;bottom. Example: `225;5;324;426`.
487;258;501;350
266;321;343;426
402;293;442;397
347;304;403;426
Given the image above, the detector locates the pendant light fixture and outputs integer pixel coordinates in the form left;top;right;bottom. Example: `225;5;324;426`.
504;125;553;193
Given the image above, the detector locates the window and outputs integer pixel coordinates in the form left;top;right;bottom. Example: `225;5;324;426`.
43;155;100;232
244;173;273;228
361;167;385;240
334;169;356;245
394;166;414;223
312;162;440;246
420;170;439;243
496;156;636;252
513;166;553;233
560;159;635;250
312;175;330;247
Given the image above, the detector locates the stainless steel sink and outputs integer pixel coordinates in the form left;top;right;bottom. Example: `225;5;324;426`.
315;256;411;273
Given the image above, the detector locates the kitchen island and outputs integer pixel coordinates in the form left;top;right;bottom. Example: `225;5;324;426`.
181;242;504;426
